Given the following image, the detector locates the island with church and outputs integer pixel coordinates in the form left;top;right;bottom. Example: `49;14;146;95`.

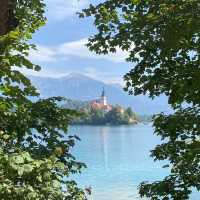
63;88;140;125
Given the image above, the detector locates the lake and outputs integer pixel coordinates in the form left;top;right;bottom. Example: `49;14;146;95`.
69;124;199;200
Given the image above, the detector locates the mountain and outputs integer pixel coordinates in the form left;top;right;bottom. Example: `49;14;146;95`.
29;73;170;114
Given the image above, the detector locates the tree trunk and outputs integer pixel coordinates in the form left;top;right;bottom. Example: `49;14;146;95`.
0;0;9;35
0;0;18;36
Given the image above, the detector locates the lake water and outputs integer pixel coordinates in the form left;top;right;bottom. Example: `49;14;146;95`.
69;124;199;200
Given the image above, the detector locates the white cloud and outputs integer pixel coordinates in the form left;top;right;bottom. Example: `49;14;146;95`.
15;66;69;78
82;67;124;86
15;61;124;85
29;38;129;64
19;66;124;86
45;0;89;21
58;39;128;63
29;45;58;62
58;39;90;58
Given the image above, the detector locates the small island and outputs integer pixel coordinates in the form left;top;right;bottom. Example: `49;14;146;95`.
63;88;139;125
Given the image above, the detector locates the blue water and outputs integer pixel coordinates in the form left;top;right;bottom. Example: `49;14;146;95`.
69;124;199;200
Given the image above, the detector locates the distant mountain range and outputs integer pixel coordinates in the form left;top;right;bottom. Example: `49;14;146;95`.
29;73;170;115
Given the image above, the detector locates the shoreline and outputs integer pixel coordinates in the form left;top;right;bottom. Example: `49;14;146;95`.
69;122;152;127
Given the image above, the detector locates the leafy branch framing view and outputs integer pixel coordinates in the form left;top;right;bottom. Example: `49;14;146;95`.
0;0;86;199
0;0;200;200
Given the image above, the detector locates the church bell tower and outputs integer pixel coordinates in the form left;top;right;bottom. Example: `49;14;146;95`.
101;87;107;106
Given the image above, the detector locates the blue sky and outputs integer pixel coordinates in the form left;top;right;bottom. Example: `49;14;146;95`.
23;0;132;85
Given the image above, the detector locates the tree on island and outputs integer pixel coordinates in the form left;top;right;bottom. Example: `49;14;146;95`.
126;107;134;118
90;108;106;125
81;1;200;199
68;101;139;125
105;106;129;125
0;1;86;199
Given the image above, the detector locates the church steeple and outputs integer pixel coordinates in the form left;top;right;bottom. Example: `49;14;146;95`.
101;87;105;97
101;87;107;106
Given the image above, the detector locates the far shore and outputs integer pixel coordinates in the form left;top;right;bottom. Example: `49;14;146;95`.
69;122;152;127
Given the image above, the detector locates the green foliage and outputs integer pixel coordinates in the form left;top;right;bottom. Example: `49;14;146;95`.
64;99;139;125
81;0;200;199
138;114;153;123
63;99;90;111
105;106;128;125
90;108;106;124
0;1;86;199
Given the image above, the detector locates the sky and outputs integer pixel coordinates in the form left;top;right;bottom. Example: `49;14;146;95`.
23;0;132;85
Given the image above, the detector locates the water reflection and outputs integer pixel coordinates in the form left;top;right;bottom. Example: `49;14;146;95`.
69;125;199;200
99;126;109;169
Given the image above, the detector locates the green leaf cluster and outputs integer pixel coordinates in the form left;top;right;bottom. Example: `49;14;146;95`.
0;1;86;199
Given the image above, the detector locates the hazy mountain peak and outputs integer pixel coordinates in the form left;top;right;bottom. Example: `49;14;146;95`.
29;73;169;114
65;73;89;79
62;73;100;83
